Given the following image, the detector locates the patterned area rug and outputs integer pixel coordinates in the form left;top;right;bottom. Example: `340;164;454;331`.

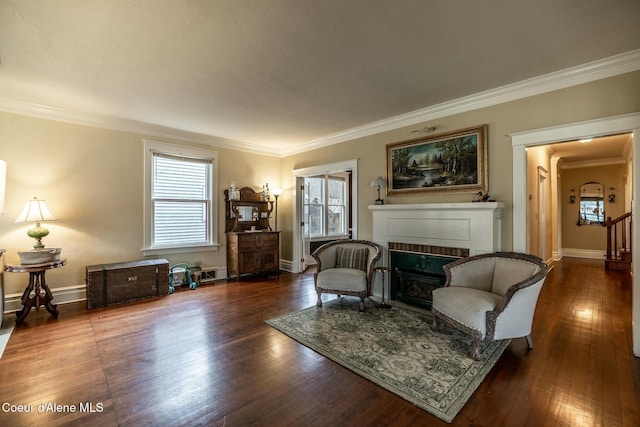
266;298;509;423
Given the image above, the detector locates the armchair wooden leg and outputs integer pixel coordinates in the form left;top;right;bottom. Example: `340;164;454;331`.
471;336;481;361
359;297;365;312
525;334;533;349
316;292;323;307
431;315;438;331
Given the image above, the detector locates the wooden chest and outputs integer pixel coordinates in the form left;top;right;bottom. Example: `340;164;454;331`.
86;259;169;309
227;231;279;280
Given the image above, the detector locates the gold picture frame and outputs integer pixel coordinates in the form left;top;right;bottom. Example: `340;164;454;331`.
386;125;488;195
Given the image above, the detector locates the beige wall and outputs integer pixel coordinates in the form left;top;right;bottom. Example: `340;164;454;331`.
0;70;639;297
561;164;628;251
279;71;640;260
0;112;280;295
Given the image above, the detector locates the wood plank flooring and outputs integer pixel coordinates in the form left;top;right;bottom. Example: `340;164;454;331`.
0;257;638;426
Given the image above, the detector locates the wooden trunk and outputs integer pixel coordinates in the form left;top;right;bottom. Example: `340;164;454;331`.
86;259;169;309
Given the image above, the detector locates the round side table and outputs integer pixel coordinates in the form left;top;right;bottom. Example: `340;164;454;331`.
374;266;392;309
5;259;66;323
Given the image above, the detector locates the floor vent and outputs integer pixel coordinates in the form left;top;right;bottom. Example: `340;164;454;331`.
198;267;217;285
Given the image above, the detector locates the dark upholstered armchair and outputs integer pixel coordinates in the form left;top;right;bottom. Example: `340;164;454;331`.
312;240;381;312
431;252;548;360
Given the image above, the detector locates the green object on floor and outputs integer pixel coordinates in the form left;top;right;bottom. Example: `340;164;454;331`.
169;263;198;293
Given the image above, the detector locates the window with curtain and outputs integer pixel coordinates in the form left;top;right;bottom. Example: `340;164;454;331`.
143;140;218;253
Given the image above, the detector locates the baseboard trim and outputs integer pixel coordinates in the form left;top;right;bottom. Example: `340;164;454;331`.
1;262;296;314
279;259;294;273
562;248;606;260
3;284;87;313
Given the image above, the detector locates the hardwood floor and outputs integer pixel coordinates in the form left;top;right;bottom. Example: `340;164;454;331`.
0;257;638;426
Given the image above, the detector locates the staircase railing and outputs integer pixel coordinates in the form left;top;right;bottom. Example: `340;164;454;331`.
606;211;632;263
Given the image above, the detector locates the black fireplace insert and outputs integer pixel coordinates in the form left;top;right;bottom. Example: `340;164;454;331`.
390;250;460;309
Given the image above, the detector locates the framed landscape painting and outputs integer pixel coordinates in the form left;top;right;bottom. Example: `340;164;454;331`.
386;125;488;195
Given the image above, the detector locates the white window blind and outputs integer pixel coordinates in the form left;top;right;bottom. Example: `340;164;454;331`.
151;152;212;247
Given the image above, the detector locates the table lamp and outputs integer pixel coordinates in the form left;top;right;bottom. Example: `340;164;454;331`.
370;176;388;205
15;197;57;249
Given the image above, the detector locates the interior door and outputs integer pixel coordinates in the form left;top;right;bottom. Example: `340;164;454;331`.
538;167;548;261
292;159;359;274
297;176;312;271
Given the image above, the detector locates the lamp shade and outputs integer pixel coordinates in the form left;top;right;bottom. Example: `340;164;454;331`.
0;159;5;215
370;176;388;188
272;187;283;197
15;197;57;223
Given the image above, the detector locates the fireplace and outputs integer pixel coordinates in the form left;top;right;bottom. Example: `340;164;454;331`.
369;202;503;308
389;243;467;309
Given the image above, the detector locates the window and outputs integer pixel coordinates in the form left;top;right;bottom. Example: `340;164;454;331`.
303;174;348;238
580;198;604;224
143;140;218;254
327;177;346;235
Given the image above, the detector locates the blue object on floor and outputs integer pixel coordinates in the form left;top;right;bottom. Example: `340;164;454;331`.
169;263;197;293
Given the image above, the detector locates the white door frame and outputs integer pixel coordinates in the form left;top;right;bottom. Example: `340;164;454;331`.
510;112;640;356
291;159;359;273
538;166;549;262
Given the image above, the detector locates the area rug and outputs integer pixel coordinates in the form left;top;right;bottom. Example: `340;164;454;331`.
265;298;509;423
0;316;16;359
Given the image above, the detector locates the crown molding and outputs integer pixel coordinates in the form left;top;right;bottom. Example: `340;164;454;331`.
559;157;627;169
0;50;638;158
509;112;640;146
0;98;277;156
282;49;640;156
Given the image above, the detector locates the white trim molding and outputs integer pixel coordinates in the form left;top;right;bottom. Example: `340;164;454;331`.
561;248;606;260
142;139;220;255
0;50;638;158
0;98;275;156
509;111;640;357
3;285;87;313
283;49;640;156
291;159;359;274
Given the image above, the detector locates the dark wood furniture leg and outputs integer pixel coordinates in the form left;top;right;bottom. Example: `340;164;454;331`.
16;271;58;323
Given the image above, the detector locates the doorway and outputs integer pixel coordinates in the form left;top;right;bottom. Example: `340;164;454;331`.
510;112;640;356
526;133;631;260
292;159;359;273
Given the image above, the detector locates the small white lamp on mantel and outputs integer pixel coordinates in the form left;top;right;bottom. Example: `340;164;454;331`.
370;176;388;205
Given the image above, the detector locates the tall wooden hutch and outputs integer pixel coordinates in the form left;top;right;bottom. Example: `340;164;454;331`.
225;186;280;280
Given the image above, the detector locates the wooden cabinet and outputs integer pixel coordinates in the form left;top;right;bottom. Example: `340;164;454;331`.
225;186;279;280
224;186;273;233
227;231;280;280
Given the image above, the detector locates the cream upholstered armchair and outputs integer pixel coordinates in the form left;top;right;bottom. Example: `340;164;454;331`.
312;240;381;312
431;252;548;360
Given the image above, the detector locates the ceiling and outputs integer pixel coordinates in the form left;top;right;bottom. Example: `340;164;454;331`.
549;133;632;168
1;1;639;156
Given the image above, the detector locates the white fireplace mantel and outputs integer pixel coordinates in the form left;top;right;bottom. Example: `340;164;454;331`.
369;202;504;258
